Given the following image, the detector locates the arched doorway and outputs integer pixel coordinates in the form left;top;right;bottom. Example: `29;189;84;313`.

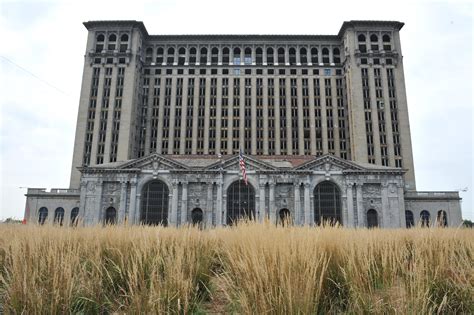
367;209;378;228
279;208;291;225
405;210;414;228
105;207;117;225
313;181;342;225
420;210;430;227
226;180;255;225
141;180;169;226
437;210;448;227
191;208;204;225
38;207;48;225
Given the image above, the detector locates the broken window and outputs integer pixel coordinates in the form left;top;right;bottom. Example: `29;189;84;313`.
289;47;296;65
267;47;274;65
300;47;307;64
277;47;285;64
200;47;208;64
311;47;318;64
167;47;175;64
322;48;329;64
333;48;341;64
211;47;219;65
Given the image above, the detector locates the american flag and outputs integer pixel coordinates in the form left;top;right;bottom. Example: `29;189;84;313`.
239;150;248;185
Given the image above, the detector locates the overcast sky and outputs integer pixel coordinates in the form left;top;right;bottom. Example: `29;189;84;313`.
0;0;472;221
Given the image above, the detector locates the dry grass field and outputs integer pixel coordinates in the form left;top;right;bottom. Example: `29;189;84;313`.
0;222;473;314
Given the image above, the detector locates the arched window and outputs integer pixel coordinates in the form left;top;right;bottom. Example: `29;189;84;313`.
437;210;448;227
226;180;255;225
105;207;117;225
358;34;367;53
178;47;186;65
145;47;153;63
189;47;197;64
108;34;116;51
382;34;391;51
277;47;285;64
370;34;379;51
167;47;175;64
311;47;318;64
156;47;164;64
255;47;263;65
211;47;219;65
95;34;104;53
200;47;208;64
233;47;241;64
244;47;252;65
191;208;204;225
119;34;128;52
314;181;341;225
141;180;169;225
420;210;430;227
222;47;230;64
266;47;274;65
405;210;414;228
38;207;48;225
322;48;330;64
333;48;341;64
54;207;65;226
289;47;296;65
300;47;307;65
70;207;79;226
279;208;291;225
367;209;378;228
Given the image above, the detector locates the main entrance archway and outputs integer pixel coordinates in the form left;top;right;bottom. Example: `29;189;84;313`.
313;181;342;225
141;180;169;226
226;180;255;225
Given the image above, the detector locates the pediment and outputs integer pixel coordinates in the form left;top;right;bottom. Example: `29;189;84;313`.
294;155;365;171
205;155;277;171
118;153;189;171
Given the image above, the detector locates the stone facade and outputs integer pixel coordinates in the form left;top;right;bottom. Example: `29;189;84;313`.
23;20;463;227
25;154;462;227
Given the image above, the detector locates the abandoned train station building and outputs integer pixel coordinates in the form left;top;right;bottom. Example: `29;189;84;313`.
24;20;462;228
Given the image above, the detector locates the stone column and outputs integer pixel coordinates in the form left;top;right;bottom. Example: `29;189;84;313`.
135;194;142;224
294;182;301;225
269;182;276;224
346;183;354;228
181;182;188;225
222;193;227;226
129;178;137;224
397;183;406;228
79;181;87;226
170;182;179;226
207;183;213;227
356;183;364;227
118;181;127;224
304;182;310;225
259;183;265;222
216;179;223;226
94;180;103;225
381;183;389;228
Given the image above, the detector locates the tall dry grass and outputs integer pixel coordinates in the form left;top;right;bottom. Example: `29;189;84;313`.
0;222;473;314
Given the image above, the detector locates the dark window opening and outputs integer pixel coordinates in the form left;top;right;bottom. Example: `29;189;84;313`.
367;209;378;228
